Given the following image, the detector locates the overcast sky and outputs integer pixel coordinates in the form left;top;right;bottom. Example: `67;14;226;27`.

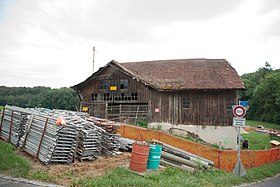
0;0;279;88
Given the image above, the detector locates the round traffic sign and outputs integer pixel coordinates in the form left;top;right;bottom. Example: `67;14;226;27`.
233;105;246;117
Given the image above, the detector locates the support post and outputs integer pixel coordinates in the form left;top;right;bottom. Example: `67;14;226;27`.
233;127;246;176
0;107;5;134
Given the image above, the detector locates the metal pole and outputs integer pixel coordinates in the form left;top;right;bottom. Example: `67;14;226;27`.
237;127;241;172
233;126;246;176
0;107;5;134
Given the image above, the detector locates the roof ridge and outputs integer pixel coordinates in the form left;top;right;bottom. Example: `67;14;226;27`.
120;58;227;64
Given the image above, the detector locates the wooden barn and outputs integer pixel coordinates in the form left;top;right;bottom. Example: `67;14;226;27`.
72;59;245;126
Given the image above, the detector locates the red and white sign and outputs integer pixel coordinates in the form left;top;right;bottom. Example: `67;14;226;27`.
233;105;246;117
155;108;160;113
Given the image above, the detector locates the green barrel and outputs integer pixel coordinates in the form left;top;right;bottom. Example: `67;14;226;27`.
146;144;162;170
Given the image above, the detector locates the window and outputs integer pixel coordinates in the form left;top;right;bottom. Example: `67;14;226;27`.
227;99;235;110
120;79;128;89
103;93;112;101
131;93;138;101
91;93;98;101
100;80;107;90
183;97;190;109
114;94;121;101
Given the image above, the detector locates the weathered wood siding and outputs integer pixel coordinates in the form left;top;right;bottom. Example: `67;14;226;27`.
79;65;150;104
150;89;237;126
79;65;150;118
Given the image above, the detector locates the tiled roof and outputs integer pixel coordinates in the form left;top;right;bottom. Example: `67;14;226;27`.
117;59;245;90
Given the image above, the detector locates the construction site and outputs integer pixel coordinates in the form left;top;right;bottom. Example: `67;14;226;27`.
1;104;280;186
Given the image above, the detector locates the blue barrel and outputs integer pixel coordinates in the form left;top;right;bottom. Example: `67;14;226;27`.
146;144;162;170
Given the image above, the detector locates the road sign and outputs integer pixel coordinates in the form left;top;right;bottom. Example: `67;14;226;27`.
233;105;246;117
239;101;248;107
233;116;247;177
233;117;246;127
232;105;248;177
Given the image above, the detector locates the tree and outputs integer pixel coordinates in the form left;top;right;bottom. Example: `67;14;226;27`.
240;62;280;124
0;86;79;111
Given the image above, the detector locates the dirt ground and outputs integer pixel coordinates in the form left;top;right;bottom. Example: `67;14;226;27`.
18;150;131;186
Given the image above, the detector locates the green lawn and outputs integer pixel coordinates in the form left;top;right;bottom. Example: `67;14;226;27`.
246;120;280;131
0;140;31;177
242;130;280;150
74;160;280;187
243;120;280;150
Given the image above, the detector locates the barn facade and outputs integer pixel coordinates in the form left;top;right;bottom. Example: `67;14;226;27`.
72;59;245;126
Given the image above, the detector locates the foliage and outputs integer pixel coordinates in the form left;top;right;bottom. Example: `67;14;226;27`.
128;119;148;128
0;86;79;110
242;130;280;150
0;140;31;177
75;161;280;187
240;63;280;125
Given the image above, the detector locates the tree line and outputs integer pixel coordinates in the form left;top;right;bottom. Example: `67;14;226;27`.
240;62;280;124
0;86;79;111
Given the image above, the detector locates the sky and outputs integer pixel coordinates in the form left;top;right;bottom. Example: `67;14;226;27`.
0;0;279;88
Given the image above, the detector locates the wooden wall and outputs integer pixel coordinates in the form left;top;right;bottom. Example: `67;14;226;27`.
79;64;150;104
149;89;237;126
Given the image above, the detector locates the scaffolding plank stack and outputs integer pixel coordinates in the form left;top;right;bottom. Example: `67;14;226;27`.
86;116;121;155
76;123;103;161
0;110;28;147
0;105;121;164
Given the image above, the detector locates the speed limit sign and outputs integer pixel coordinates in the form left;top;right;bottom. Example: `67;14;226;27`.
232;105;246;117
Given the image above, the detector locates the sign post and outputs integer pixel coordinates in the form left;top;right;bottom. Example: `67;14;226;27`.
232;105;247;177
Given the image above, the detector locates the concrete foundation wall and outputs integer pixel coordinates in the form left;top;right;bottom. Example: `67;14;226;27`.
148;123;238;150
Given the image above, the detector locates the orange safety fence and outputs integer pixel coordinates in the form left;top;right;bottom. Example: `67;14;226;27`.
119;124;280;172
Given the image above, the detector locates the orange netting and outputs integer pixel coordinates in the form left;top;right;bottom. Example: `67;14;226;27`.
119;124;280;172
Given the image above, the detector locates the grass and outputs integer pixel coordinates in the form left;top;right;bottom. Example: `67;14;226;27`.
29;170;52;182
175;134;222;150
0;140;54;182
0;140;31;177
241;130;280;150
74;160;280;187
128;119;148;128
246;120;280;130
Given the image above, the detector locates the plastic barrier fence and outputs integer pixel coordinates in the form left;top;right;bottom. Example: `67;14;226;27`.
119;124;280;172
